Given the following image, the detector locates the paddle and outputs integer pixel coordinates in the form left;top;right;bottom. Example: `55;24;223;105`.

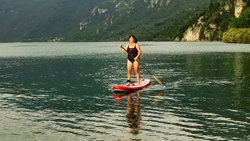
121;46;162;84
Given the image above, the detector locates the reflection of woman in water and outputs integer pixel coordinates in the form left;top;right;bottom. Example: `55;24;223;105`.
126;92;141;135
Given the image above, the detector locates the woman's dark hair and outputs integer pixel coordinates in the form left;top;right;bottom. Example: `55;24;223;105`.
129;35;138;43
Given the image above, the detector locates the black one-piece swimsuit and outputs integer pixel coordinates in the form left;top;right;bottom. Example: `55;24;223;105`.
127;43;138;63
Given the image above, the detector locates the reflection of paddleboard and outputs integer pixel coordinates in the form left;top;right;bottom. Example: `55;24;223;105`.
112;79;151;92
113;91;137;101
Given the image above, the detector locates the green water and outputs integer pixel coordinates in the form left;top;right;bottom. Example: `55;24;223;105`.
0;42;250;140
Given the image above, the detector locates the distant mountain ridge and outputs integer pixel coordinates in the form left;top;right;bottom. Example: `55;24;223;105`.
0;0;212;42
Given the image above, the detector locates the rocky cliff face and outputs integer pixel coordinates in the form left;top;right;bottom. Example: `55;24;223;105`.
179;17;203;41
235;0;246;18
176;0;247;42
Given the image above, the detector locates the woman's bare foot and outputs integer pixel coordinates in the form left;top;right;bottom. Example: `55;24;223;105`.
125;82;130;86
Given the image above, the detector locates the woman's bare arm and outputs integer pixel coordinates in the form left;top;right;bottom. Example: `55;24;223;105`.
119;44;128;53
134;44;141;61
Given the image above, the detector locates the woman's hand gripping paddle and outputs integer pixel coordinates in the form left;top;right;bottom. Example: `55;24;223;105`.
120;46;162;85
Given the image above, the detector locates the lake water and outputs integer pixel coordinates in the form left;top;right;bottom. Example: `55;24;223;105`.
0;42;250;141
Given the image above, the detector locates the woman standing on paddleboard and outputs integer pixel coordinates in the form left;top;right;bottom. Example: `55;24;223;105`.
119;35;141;86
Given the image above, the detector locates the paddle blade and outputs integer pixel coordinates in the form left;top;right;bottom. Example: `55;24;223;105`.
153;75;162;84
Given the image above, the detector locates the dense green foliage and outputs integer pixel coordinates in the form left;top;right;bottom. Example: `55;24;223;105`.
0;0;212;42
175;0;250;43
175;0;234;41
222;28;250;43
229;7;250;29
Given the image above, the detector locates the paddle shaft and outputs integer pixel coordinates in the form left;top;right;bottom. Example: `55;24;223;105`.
121;46;162;85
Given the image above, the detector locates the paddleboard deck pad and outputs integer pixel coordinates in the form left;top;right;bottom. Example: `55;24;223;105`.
112;79;151;93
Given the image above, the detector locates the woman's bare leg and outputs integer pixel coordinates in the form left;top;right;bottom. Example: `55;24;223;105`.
126;59;133;86
134;59;140;86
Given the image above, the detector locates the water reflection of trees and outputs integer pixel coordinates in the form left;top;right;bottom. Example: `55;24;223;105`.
126;92;142;135
232;53;250;115
185;52;250;115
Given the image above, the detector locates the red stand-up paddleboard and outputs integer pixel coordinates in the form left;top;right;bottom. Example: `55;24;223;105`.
112;79;151;94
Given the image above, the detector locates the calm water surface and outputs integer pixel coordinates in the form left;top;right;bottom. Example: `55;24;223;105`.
0;42;250;141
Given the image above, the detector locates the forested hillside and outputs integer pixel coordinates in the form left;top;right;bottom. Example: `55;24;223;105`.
0;0;101;42
175;0;250;43
0;0;212;42
65;0;213;42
